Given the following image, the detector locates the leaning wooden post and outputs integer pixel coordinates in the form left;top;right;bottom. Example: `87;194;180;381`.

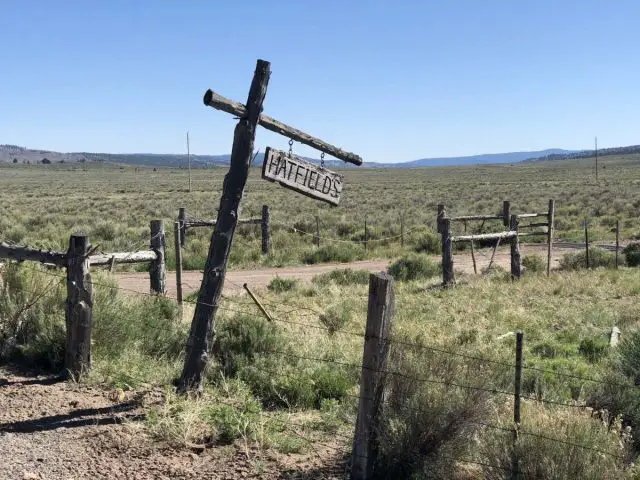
351;272;395;480
65;234;93;380
174;221;184;305
149;220;166;295
441;218;454;286
178;207;187;247
179;59;271;394
510;215;522;280
615;219;620;269
546;199;555;276
470;240;478;274
261;205;271;255
584;220;590;269
503;200;511;227
511;331;523;480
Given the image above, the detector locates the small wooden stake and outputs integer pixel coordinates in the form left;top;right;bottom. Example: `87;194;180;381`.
512;331;523;480
150;220;166;295
65;234;93;379
364;216;368;252
470;240;478;274
400;213;404;247
615;219;620;269
174;222;184;305
510;215;522;280
547;199;555;276
441;218;454;286
315;216;321;247
261;205;271;255
178;207;187;247
584;220;590;269
243;283;273;322
351;272;395;480
503;201;511;227
109;255;116;273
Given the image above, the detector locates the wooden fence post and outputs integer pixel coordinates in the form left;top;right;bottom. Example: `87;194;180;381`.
150;220;166;295
547;199;555;276
470;240;478;274
65;234;93;379
261;205;271;255
584;220;590;269
351;272;395;480
437;204;446;233
178;207;187;247
364;216;368;252
512;331;523;480
174;221;183;305
315;216;321;247
400;212;404;247
615;219;620;269
179;59;271;394
503;200;511;227
510;215;522;280
441;218;454;286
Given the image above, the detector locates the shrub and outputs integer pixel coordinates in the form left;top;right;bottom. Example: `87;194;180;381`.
302;244;362;264
312;268;370;286
522;254;546;274
559;248;615;270
413;231;441;255
624;242;640;267
319;304;352;335
267;276;297;293
388;254;440;281
577;337;609;363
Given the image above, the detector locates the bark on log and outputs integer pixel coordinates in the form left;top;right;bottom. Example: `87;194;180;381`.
510;215;522;280
516;212;549;219
149;220;166;295
452;231;518;242
0;242;66;266
89;251;157;266
203;90;362;166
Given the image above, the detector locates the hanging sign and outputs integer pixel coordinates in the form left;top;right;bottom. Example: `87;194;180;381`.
261;147;343;206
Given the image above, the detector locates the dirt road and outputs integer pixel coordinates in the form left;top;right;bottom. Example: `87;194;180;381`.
115;244;575;298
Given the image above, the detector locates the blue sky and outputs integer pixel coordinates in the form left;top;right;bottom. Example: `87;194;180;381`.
1;1;638;163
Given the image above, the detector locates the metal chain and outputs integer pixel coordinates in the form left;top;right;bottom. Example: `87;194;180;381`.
288;139;293;157
320;152;325;169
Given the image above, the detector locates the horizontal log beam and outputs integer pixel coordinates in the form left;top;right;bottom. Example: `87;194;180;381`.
203;90;363;166
518;231;548;237
452;231;517;242
89;250;157;266
185;217;261;228
0;242;66;266
516;212;549;219
449;214;504;221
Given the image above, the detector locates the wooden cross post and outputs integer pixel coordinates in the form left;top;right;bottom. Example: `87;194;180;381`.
179;59;362;394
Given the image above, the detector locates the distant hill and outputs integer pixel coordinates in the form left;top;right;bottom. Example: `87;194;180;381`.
6;144;637;168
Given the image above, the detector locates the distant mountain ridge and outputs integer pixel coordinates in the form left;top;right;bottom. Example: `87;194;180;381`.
2;144;636;168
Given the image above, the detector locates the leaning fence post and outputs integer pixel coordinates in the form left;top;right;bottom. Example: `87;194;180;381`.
441;218;455;286
174;221;183;305
351;272;395;480
261;205;271;255
584;219;590;269
512;331;523;480
150;220;166;295
615;219;620;269
65;234;93;379
547;199;555;276
510;215;522;280
178;207;187;247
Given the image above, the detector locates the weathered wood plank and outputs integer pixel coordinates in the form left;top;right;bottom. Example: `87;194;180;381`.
184;218;261;228
449;214;504;222
262;148;343;206
203;90;363;166
89;251;157;266
452;231;517;242
0;242;66;266
516;212;549;219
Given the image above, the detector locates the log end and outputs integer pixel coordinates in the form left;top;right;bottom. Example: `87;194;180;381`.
203;89;214;106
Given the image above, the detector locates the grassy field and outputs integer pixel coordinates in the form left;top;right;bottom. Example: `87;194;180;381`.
1;154;639;271
2;155;640;478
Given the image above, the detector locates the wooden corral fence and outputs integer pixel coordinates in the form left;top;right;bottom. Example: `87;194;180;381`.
437;200;556;286
0;220;168;378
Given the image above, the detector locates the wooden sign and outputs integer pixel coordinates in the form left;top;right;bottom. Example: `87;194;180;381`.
262;147;343;206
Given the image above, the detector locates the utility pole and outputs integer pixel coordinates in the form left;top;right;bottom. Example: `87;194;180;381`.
187;131;192;192
595;136;598;183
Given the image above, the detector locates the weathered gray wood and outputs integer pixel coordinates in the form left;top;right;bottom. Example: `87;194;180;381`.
89;250;157;266
615;219;620;269
503;201;511;227
109;255;116;273
547;199;555;276
0;242;66;266
179;59;271;394
470;240;478;274
517;231;549;237
185;217;261;228
204;90;362;166
149;220;166;295
261;205;270;255
610;326;621;347
441;218;455;286
65;235;93;379
243;283;273;322
452;231;517;242
351;272;395;480
174;222;183;305
262;148;343;206
449;214;504;222
437;204;446;233
178;207;187;247
510;215;522;280
516;212;548;219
